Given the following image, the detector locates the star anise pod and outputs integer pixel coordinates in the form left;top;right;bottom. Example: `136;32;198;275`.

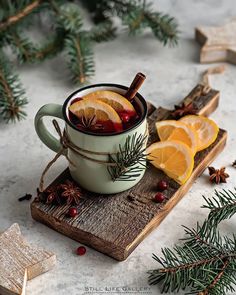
208;166;229;184
78;115;104;131
60;180;82;205
232;160;236;168
171;102;197;119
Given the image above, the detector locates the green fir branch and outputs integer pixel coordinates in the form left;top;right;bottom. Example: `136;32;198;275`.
88;21;116;43
144;12;179;46
5;28;65;63
107;133;147;181
30;29;66;62
95;0;179;46
56;3;83;34
148;221;236;294
0;0;43;32
0;51;27;122
6;28;37;64
65;33;94;84
148;190;236;294
0;0;179;122
122;7;147;35
80;0;110;23
202;189;236;227
55;2;96;83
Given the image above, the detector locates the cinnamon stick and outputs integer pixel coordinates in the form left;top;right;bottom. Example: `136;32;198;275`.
125;72;146;101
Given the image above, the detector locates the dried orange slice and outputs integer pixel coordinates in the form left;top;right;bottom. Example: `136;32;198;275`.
83;90;136;115
179;115;219;151
146;140;194;185
69;99;122;129
156;120;198;153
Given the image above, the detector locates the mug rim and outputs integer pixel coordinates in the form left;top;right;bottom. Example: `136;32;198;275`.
62;83;148;137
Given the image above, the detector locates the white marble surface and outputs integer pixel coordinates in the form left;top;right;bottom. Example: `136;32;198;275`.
1;1;236;294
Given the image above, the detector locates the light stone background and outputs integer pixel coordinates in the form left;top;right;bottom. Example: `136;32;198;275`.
1;1;236;294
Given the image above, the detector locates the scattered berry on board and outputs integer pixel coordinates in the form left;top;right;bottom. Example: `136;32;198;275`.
157;180;168;191
154;192;165;203
68;207;78;218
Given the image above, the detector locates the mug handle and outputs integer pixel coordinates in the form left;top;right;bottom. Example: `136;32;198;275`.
34;104;64;153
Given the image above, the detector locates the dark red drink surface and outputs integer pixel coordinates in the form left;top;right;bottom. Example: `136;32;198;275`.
68;96;142;134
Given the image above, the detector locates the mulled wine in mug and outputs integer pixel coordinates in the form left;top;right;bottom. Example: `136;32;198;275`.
35;75;148;194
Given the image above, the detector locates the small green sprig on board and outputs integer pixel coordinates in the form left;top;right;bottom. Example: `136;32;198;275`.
0;0;179;123
107;133;147;181
148;189;236;295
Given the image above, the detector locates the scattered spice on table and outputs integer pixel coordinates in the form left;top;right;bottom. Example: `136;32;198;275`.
18;193;32;202
208;166;229;184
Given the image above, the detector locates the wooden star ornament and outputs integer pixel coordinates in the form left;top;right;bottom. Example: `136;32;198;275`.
0;224;56;295
195;20;236;64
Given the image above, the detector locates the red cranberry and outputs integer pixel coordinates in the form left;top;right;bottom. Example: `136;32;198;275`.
119;112;131;123
154;192;165;203
157;180;168;191
76;246;86;256
68;207;78;217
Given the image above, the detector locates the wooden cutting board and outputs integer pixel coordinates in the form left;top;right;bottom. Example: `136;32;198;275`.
31;84;227;261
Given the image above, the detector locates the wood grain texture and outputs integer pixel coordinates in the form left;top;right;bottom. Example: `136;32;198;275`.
0;224;56;295
195;20;236;64
31;84;227;261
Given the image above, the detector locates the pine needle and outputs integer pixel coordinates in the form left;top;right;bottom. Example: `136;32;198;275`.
0;51;27;122
202;189;236;227
0;0;179;122
88;21;116;43
65;33;94;84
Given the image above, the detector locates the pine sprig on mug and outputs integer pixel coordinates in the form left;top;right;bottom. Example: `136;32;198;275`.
0;0;178;123
107;133;147;181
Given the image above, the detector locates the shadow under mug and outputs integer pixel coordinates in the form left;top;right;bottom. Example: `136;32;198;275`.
34;83;148;194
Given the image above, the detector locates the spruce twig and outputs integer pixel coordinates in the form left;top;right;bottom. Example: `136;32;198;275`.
98;0;179;46
88;20;116;43
6;28;37;63
0;51;27;122
65;33;94;84
0;0;42;32
202;189;236;227
0;0;179;122
33;31;66;61
148;190;236;294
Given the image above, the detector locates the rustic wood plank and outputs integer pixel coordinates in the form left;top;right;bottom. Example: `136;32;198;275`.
31;85;226;261
0;224;56;295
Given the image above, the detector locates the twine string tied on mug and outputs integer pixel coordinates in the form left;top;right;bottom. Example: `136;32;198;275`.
39;119;120;192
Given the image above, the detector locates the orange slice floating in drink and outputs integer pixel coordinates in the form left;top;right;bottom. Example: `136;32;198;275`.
83;90;136;116
69;99;123;132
